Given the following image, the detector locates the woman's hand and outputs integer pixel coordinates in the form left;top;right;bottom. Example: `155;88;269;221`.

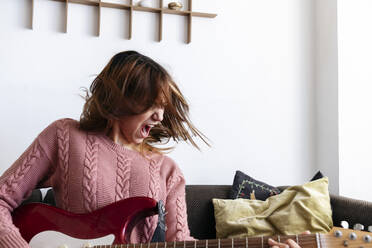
268;238;300;248
268;231;311;248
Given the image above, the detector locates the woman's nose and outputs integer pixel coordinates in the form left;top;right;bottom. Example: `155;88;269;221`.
153;107;164;122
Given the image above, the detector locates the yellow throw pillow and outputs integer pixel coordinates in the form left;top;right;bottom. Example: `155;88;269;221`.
213;177;333;238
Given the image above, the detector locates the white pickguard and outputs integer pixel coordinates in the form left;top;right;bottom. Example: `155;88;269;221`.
29;231;115;248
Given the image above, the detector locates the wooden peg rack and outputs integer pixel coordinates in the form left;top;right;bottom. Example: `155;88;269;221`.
30;0;217;43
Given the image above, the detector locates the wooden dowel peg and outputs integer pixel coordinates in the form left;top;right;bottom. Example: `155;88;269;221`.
159;10;163;42
158;0;163;42
31;0;34;29
97;0;101;36
129;7;133;39
65;0;68;33
187;13;192;43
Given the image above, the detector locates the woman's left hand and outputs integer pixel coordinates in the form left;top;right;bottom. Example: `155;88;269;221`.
268;231;311;248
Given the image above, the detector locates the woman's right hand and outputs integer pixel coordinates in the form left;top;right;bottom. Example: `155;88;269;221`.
267;231;311;248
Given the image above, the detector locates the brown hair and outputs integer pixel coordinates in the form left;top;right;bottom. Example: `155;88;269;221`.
80;51;209;153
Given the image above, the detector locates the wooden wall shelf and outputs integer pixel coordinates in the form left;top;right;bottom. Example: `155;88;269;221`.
30;0;217;43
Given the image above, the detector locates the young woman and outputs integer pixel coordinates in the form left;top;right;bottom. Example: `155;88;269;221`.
0;51;305;248
0;51;208;247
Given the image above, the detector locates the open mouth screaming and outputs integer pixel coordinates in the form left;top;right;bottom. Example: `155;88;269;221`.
141;124;155;138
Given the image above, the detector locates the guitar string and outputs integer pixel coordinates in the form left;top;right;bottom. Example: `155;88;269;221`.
94;235;321;248
94;238;322;248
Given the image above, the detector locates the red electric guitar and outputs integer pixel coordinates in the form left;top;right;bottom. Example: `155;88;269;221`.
12;197;158;248
12;197;372;248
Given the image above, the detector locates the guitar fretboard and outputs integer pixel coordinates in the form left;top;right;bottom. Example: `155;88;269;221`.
93;234;320;248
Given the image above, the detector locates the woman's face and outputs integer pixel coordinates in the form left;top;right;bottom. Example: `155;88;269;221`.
117;105;165;145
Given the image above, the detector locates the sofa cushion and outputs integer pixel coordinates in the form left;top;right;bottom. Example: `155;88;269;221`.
230;170;281;200
213;177;333;238
310;170;325;181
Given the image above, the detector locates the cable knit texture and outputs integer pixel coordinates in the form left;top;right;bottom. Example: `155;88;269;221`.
0;118;194;248
142;159;161;243
0;142;41;197
176;196;188;240
56;119;70;211
115;154;131;201
83;134;99;212
167;170;191;241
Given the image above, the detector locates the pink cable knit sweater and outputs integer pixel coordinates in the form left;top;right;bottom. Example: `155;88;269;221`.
0;118;193;248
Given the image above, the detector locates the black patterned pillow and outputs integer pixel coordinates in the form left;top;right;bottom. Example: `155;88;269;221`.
310;170;324;181
230;170;281;200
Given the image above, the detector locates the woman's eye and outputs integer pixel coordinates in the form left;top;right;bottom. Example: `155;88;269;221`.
154;102;166;108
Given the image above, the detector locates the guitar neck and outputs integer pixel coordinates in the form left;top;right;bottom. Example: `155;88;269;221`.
94;234;319;248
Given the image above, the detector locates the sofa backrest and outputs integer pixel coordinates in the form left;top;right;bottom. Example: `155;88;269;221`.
185;185;231;239
19;185;372;240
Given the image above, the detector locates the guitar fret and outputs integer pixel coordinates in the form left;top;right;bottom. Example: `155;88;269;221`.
231;238;233;248
261;236;263;248
316;233;320;248
156;242;158;248
174;241;176;248
194;240;196;248
218;239;220;248
165;241;167;248
277;235;280;243
206;239;208;248
148;242;150;248
296;234;299;245
245;237;248;248
184;240;186;248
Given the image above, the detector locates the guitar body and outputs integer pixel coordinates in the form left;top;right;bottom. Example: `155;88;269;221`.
12;197;158;246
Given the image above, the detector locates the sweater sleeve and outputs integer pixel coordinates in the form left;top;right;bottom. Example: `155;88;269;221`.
165;167;195;241
0;121;59;248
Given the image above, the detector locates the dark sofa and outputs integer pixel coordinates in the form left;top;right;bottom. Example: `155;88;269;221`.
21;185;372;240
186;185;372;239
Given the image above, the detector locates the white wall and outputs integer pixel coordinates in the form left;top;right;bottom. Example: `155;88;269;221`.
0;0;317;187
338;0;372;201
